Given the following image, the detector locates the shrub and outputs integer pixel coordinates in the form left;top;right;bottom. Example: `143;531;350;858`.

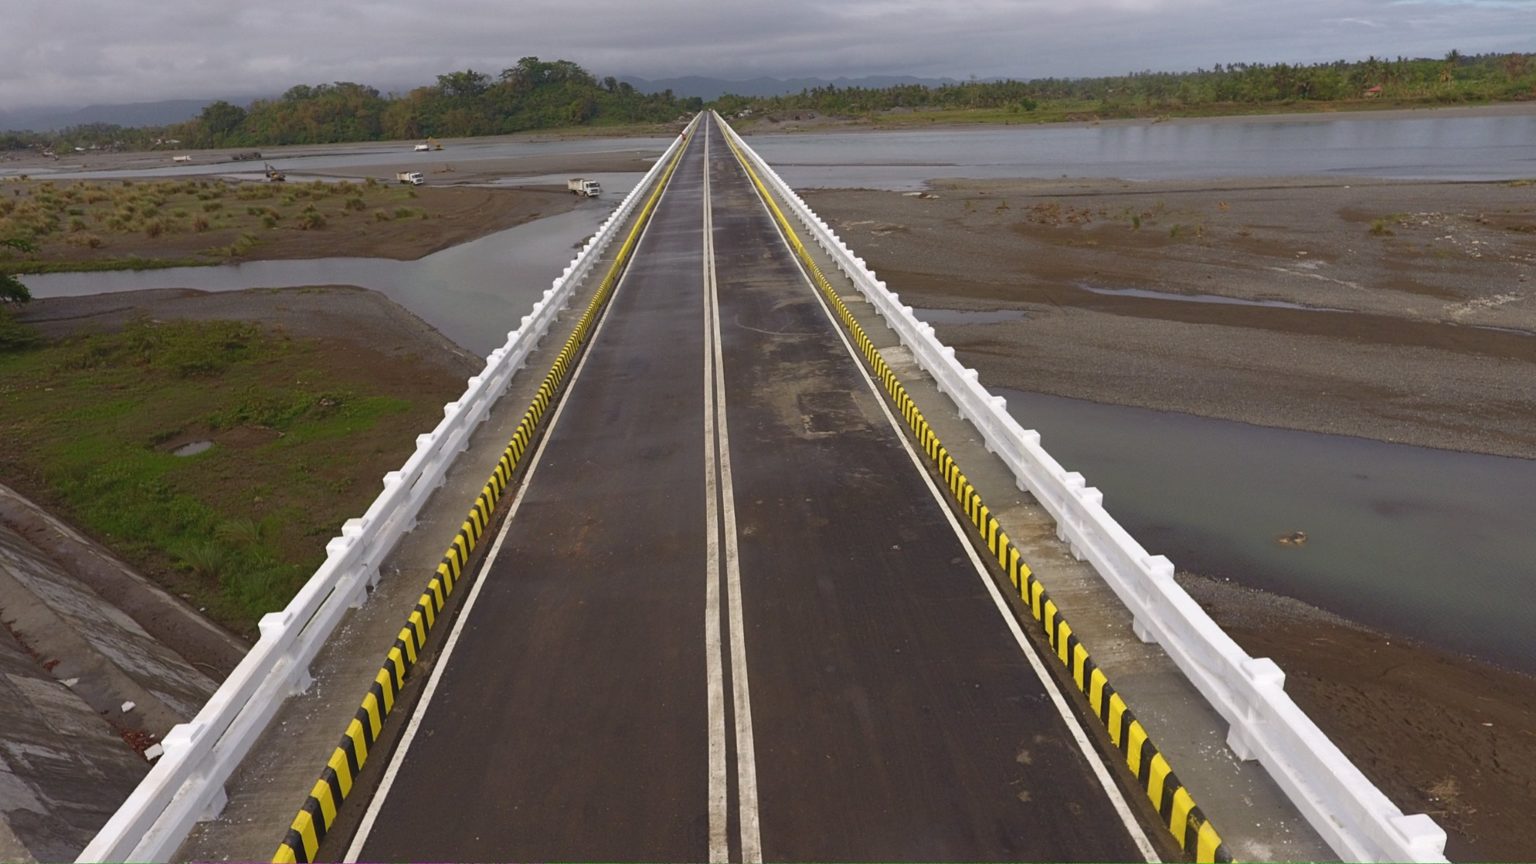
1369;215;1404;236
372;209;392;222
0;308;38;351
193;216;210;232
344;196;365;211
179;540;233;580
297;210;326;230
215;518;266;548
143;219;165;238
202;201;223;212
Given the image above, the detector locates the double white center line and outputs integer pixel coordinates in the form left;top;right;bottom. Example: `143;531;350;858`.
702;119;763;864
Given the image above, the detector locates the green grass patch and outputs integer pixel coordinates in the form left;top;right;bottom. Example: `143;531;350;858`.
1370;213;1410;236
0;176;424;273
0;256;213;275
0;318;422;629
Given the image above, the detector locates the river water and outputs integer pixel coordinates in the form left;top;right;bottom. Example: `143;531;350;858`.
20;111;1536;669
993;389;1536;674
749;111;1536;189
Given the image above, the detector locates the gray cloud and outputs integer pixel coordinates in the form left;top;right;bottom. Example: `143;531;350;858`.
2;0;1532;108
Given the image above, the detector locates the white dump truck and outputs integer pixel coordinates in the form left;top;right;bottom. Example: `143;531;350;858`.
567;178;602;197
395;171;424;186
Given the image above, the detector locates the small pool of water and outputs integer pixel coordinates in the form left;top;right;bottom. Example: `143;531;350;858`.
1078;284;1344;312
172;440;214;457
997;388;1536;674
909;307;1030;325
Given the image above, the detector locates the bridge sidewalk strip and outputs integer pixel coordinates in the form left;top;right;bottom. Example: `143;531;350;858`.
270;132;693;864
722;121;1233;864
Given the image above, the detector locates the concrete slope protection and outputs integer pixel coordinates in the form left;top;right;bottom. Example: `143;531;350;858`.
336;116;1153;862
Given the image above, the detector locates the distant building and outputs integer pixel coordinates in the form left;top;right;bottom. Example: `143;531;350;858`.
1364;85;1384;98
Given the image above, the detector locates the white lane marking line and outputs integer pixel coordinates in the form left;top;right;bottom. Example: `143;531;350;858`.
728;129;1160;862
707;117;764;864
344;133;695;863
702;123;731;864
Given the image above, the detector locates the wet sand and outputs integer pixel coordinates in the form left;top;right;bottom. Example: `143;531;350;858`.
807;176;1536;859
15;285;479;370
806;178;1536;459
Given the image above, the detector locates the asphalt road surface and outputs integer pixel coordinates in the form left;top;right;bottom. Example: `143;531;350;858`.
342;116;1152;863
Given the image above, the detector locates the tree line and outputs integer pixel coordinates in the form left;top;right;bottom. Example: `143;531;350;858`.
3;57;700;152
732;51;1534;118
4;52;1531;154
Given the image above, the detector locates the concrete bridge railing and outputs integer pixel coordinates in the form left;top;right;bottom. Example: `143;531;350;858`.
77;125;695;864
716;112;1446;864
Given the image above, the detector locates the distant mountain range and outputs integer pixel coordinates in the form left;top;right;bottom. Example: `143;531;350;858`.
621;75;960;100
0;75;962;132
0;98;222;133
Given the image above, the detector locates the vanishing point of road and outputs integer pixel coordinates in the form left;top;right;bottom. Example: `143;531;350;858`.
336;115;1155;863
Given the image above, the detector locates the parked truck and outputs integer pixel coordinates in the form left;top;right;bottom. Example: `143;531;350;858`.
567;177;602;197
396;171;424;186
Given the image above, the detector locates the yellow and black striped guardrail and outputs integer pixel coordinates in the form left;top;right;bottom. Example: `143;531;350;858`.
722;126;1232;864
272;130;692;864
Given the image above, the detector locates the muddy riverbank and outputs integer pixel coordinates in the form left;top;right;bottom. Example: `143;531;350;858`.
806;177;1536;459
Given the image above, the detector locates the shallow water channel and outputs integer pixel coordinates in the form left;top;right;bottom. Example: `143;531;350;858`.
750;111;1536;188
22;201;632;355
995;389;1536;674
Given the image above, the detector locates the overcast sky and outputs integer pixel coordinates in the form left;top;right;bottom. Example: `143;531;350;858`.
3;0;1532;109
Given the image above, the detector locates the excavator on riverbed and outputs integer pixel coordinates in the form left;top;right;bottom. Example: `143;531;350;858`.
263;163;286;182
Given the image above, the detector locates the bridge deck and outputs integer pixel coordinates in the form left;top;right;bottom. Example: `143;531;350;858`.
338;117;1150;861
